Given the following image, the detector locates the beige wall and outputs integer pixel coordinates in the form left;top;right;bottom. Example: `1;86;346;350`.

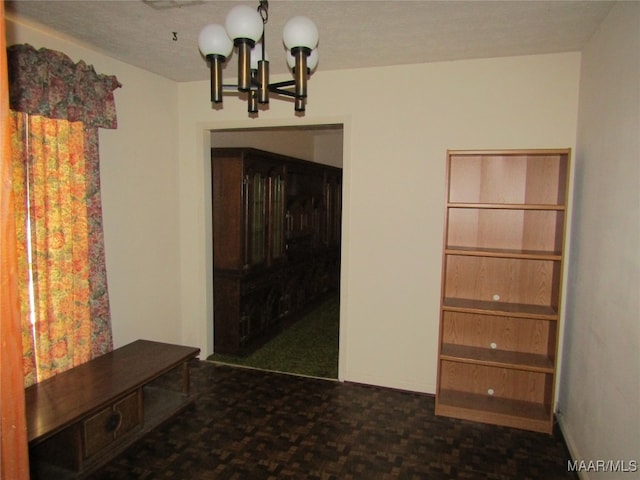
210;129;316;161
7;13;581;397
210;128;343;167
6;15;183;348
559;2;640;475
178;52;580;393
314;130;344;168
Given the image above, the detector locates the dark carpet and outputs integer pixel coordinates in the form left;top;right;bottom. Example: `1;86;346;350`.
208;294;340;379
87;361;577;480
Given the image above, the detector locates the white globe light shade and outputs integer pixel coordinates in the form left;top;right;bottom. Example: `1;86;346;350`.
286;48;319;72
225;5;264;42
250;42;269;70
198;24;233;57
282;16;319;50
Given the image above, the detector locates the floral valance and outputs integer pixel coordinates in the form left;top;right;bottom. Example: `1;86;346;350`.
7;44;121;129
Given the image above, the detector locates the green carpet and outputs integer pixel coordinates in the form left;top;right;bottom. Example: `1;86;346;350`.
207;294;339;379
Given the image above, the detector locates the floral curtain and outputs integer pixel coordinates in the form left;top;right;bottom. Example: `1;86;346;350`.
7;43;121;384
7;44;120;128
11;112;94;383
8;111;35;386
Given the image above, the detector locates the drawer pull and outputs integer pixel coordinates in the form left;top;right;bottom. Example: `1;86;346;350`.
105;411;122;433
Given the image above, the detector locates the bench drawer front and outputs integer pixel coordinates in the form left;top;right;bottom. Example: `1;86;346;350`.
83;391;141;458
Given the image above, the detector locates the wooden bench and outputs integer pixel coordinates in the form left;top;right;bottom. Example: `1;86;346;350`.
26;340;200;479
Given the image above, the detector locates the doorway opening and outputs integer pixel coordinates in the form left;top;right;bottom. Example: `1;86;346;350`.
207;124;344;380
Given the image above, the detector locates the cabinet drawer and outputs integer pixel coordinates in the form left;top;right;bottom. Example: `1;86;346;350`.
83;391;141;458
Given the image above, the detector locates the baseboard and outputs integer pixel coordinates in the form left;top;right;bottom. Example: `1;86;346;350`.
556;413;589;480
342;369;435;395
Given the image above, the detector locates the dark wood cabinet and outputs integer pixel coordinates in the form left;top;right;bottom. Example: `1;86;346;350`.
27;341;199;479
212;148;342;354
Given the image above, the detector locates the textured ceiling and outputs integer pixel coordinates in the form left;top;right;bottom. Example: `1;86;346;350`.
5;0;615;82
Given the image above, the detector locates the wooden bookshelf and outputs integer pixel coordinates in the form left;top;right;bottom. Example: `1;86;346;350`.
435;149;570;434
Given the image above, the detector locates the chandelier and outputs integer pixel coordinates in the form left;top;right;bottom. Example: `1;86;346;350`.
198;0;319;115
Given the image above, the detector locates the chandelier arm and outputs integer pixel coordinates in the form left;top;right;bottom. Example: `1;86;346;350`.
267;84;307;111
267;80;296;89
222;74;267;91
267;86;297;98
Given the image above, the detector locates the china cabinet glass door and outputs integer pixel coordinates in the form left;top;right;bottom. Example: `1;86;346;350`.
244;170;266;268
270;172;286;262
